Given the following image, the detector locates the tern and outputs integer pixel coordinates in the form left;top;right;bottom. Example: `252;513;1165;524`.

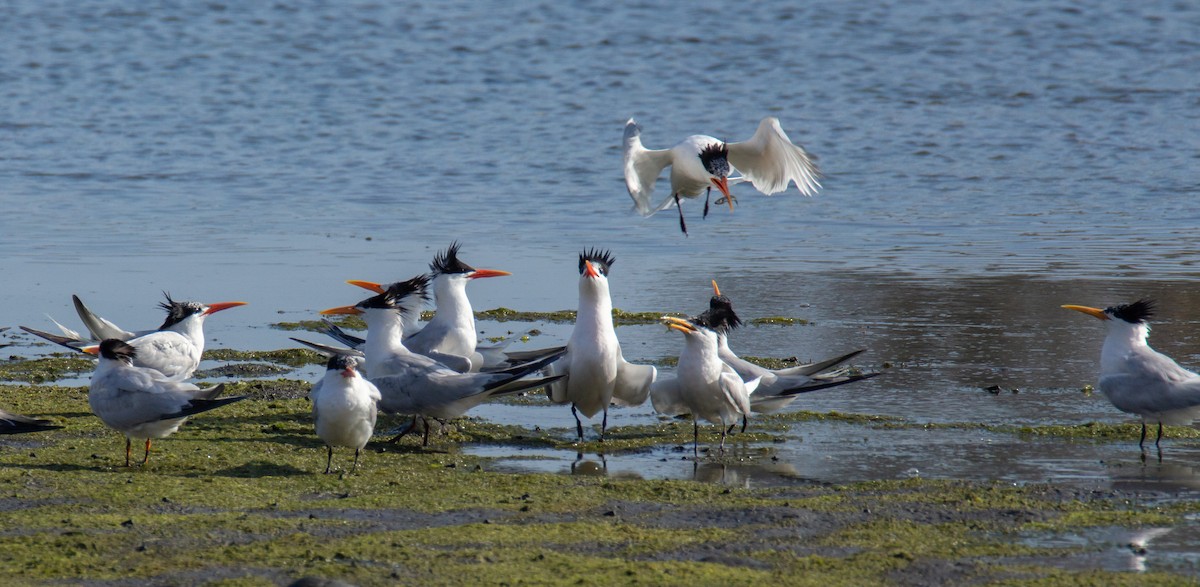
311;354;380;474
0;408;61;435
652;314;758;456
23;294;246;380
345;242;510;372
1063;299;1200;455
623;117;822;235
86;339;245;466
321;284;565;445
545;249;657;441
707;280;878;413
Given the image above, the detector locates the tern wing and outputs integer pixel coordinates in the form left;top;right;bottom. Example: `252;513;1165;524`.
544;352;570;404
1101;350;1200;423
726;117;822;196
0;408;61;434
719;372;754;417
623;118;676;216
649;376;687;416
610;357;656;407
775;349;868;377
319;319;365;350
73;295;138;340
19;325;91;353
129;331;199;380
47;316;88;341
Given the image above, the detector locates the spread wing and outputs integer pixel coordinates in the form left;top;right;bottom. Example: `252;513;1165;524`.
726;117;821;196
74;295;138;340
649;376;687;416
623;118;675;216
610;357;656;407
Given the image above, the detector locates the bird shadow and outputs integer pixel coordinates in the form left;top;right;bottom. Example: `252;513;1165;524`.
209;460;310;478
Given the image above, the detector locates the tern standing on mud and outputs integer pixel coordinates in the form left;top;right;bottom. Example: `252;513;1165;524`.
321;283;564;445
1063;299;1200;456
311;355;380;474
546;249;657;441
346;242;510;372
24;294;247;381
87;339;244;467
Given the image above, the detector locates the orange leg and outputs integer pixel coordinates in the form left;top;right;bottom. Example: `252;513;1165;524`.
142;439;152;465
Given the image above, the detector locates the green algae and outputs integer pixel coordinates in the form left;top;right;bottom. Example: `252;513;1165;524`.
0;355;94;383
273;308;684;331
1;383;1197;586
203;348;327;367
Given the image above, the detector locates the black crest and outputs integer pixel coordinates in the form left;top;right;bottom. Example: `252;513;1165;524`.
430;241;476;276
326;354;358;372
360;274;428;312
157;293;205;330
699;142;730;177
386;274;432;306
704;294;742;332
357;290;401;311
1107;299;1156;324
99;339;137;364
578;248;616;276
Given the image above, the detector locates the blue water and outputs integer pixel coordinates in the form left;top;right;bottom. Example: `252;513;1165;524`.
4;0;1200;503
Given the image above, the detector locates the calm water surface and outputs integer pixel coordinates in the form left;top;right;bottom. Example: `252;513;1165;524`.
3;0;1200;540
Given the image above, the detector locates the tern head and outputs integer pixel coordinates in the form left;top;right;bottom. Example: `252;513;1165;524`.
98;339;137;365
1063;299;1156;325
430;241;511;282
157;293;247;330
323;275;427;317
578;248;615;280
706;280;742;333
326;354;362;379
699;142;733;208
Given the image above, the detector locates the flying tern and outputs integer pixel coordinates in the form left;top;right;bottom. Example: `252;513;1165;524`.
23;294;246;380
546;249;657;441
86;339;245;466
1063;299;1200;455
321;283;565;445
0;408;61;435
623;117;822;235
345;242;510;372
311;354;381;474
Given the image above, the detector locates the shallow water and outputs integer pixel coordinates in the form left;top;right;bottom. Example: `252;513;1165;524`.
3;0;1200;538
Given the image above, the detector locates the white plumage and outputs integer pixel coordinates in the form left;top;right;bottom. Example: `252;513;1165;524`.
87;339;244;467
1064;299;1200;454
623;117;821;234
545;249;657;441
311;355;380;474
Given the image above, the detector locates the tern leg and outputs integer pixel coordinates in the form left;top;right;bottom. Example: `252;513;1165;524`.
599;408;608;443
125;437;132;467
388;416;418;444
351;448;361;473
719;419;728;454
703;187;711;219
142;439;152;465
571;404;584;441
421;417;431;447
1139;422;1148;451
324;445;333;474
740;414;748;434
674;194;688;236
693;419;700;458
1156;422;1164;448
